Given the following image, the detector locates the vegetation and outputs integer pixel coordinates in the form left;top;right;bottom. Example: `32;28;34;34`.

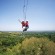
0;31;55;55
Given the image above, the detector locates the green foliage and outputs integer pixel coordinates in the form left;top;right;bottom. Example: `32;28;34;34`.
0;32;24;54
0;31;55;55
21;37;55;55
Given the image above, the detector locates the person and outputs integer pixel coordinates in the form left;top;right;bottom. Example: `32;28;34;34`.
26;21;29;28
18;19;25;28
23;21;29;32
18;19;29;32
21;21;25;28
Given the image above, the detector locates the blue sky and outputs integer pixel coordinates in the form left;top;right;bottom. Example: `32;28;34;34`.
0;0;55;31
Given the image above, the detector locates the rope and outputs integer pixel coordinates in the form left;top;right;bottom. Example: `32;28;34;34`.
23;0;28;21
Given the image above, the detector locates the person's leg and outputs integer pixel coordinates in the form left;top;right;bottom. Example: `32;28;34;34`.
23;28;27;32
22;27;26;32
23;26;29;32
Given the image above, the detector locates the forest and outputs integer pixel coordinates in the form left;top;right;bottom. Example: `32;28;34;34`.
0;31;55;55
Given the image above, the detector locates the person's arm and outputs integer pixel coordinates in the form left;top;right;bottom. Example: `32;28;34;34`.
18;19;22;24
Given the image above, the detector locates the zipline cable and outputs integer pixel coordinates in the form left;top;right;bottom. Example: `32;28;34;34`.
23;0;28;21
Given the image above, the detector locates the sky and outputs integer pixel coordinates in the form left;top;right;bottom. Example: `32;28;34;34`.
0;0;55;31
